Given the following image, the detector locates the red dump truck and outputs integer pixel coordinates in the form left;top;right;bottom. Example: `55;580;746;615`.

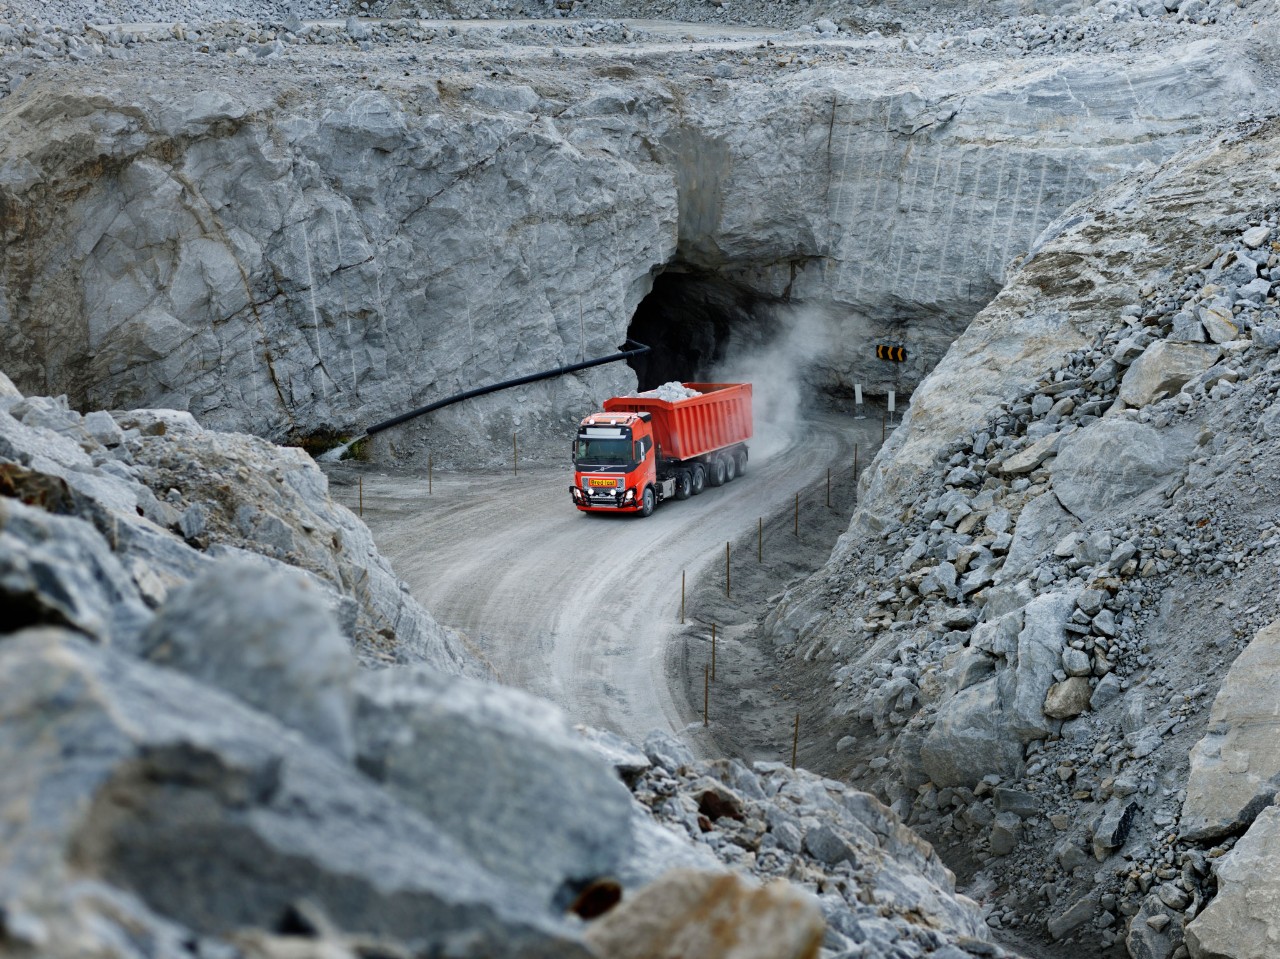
570;382;753;516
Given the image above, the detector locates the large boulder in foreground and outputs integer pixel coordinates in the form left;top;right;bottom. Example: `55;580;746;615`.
354;667;637;904
1181;617;1280;841
0;629;591;958
139;559;357;761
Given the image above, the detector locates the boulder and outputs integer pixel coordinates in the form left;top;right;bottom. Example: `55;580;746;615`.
1185;805;1280;959
0;497;151;646
1052;420;1189;523
1181;617;1280;841
921;591;1074;786
1093;799;1141;860
138;559;357;761
1197;302;1239;343
1128;894;1186;959
583;869;825;959
1044;676;1092;720
996;428;1073;476
0;630;592;958
998;491;1078;583
353;667;636;904
1116;340;1221;408
1009;590;1080;740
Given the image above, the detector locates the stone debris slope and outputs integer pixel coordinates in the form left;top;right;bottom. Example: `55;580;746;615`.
759;116;1280;958
0;374;1021;958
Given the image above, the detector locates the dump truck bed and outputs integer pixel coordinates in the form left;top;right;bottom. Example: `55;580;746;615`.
602;382;752;461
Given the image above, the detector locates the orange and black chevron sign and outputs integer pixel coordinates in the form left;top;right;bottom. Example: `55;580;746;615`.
876;344;908;362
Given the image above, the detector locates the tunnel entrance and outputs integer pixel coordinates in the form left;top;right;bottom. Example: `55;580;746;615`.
626;269;783;390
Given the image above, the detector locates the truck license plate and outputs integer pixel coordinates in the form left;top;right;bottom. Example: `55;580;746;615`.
588;478;617;488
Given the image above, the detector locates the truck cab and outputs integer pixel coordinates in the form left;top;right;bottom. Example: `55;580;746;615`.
570;411;666;515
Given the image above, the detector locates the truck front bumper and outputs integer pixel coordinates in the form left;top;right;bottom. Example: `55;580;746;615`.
571;485;639;511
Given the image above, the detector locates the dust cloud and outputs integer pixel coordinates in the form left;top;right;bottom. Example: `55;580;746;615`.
710;303;837;463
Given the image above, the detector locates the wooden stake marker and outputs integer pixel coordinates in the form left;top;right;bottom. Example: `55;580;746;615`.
853;443;858;478
725;542;731;599
758;516;763;563
681;570;686;624
826;467;831;508
791;712;800;769
794;492;800;538
704;664;710;727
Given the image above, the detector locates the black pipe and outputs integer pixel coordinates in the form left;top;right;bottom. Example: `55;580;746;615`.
360;340;651;438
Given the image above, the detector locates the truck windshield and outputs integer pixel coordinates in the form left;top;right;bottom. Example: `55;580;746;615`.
576;436;632;466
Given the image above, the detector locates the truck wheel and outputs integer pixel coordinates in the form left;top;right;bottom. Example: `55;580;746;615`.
689;464;706;495
734;449;748;477
707;456;727;487
674;471;692;500
639;486;655;517
724;454;737;483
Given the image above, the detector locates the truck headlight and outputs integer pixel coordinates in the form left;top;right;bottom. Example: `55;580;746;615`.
623;488;636;504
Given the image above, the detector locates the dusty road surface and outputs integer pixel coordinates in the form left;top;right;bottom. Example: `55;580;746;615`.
336;412;884;750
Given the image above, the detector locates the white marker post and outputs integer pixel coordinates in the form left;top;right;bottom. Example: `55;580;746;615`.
854;383;865;419
888;389;896;426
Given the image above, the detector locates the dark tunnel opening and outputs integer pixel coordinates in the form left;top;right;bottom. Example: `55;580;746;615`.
625;270;784;390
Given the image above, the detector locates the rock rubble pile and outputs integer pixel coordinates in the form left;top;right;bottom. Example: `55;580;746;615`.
757;117;1280;958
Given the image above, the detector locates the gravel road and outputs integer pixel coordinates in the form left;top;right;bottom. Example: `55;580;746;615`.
338;412;884;751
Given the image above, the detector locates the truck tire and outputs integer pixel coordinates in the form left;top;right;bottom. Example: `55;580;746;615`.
734;449;747;477
724;454;737;483
690;464;706;495
707;456;728;487
674;471;692;500
639;486;655;517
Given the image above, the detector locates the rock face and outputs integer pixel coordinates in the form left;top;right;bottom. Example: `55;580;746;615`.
1181;617;1280;841
0;26;1273;463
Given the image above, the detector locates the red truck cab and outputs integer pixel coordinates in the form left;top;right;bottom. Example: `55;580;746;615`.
571;411;659;515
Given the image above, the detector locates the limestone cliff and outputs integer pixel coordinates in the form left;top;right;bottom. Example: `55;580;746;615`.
0;25;1271;463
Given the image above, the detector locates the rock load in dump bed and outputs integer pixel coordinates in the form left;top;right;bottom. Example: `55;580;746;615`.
631;382;705;402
